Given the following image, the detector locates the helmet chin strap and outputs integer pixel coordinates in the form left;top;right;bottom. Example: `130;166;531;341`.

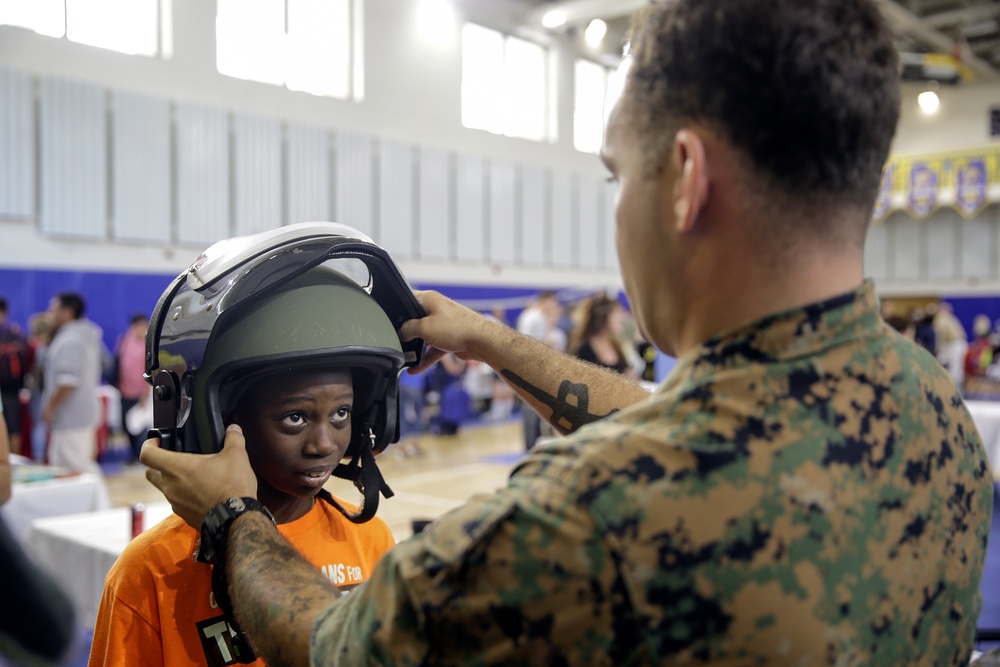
326;405;394;523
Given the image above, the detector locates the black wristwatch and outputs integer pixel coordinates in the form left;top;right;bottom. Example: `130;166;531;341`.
198;497;276;566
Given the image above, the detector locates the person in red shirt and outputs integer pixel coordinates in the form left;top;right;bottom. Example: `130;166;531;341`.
964;314;994;387
112;313;150;461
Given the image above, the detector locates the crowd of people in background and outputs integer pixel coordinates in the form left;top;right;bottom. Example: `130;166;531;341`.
12;289;1000;466
392;289;659;453
1;288;663;467
962;311;1000;398
0;294;151;473
881;297;1000;399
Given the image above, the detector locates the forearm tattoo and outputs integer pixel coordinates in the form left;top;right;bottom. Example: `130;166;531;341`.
228;513;340;667
501;369;618;433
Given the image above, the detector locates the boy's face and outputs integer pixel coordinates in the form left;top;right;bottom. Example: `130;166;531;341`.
236;368;354;502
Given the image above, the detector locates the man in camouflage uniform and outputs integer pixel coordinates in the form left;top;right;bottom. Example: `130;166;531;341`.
142;0;994;664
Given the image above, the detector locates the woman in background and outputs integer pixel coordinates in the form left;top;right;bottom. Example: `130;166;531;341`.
568;294;634;376
111;313;149;462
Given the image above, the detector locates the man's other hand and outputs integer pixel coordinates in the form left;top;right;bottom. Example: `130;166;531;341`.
399;290;494;373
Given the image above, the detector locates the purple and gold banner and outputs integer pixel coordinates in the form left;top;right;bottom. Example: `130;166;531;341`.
872;164;895;223
906;159;941;219
955;156;989;218
872;147;1000;222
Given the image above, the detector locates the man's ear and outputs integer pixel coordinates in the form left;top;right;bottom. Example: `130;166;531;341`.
669;129;709;233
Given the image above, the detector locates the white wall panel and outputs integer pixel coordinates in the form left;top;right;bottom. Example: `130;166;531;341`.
594;183;607;268
40;77;106;238
961;215;993;279
990;207;1000;278
864;221;889;282
112;91;170;243
176;103;229;245
418;147;450;261
8;2;953;287
891;215;921;281
550;170;573;268
489;161;516;264
456;155;485;263
286;123;330;225
379;140;414;258
578;175;600;269
603;181;619;271
925;211;958;281
335;132;374;238
233;113;282;236
519;165;546;267
0;69;34;219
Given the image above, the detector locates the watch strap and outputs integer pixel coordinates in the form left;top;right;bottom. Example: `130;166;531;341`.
198;497;275;566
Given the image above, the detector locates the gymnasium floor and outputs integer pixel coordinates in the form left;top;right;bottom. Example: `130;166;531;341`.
44;419;1000;663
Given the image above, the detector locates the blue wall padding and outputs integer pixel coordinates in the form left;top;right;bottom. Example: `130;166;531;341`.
0;268;572;351
8;266;998;355
943;296;1000;340
0;268;175;351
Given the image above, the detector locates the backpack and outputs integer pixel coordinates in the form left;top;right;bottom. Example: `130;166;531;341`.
0;329;29;390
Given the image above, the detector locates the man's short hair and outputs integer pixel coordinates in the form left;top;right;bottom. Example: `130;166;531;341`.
626;0;900;211
56;292;86;319
0;298;7;315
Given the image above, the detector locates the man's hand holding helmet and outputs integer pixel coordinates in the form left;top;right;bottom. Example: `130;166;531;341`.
400;290;500;372
141;424;257;529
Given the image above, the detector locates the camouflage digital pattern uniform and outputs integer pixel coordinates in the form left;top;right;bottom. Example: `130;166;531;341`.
312;281;994;666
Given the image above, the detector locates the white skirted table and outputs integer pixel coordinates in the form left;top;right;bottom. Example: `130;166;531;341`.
0;466;112;543
965;400;1000;479
25;501;174;629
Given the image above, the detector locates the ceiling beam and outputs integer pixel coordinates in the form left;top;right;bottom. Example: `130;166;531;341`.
523;0;647;27
973;36;1000;54
524;0;998;79
923;4;1000;28
874;0;998;78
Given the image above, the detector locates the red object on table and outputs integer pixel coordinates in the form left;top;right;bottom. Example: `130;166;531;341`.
95;392;109;459
17;391;32;459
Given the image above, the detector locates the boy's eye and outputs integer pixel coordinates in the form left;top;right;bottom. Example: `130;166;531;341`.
281;412;306;427
332;406;352;423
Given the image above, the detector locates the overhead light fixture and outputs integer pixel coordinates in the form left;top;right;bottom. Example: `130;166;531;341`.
585;19;607;46
918;90;940;115
417;0;456;46
542;10;567;29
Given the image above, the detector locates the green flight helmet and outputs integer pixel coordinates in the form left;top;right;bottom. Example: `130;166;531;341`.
197;267;405;523
145;222;426;523
193;266;405;455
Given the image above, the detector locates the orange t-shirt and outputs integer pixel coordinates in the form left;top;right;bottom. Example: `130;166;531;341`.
89;499;394;667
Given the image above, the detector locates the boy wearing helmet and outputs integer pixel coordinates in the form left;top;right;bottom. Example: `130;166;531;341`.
90;224;422;666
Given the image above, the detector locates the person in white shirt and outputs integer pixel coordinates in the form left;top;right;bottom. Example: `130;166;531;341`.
515;291;562;449
933;301;968;389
